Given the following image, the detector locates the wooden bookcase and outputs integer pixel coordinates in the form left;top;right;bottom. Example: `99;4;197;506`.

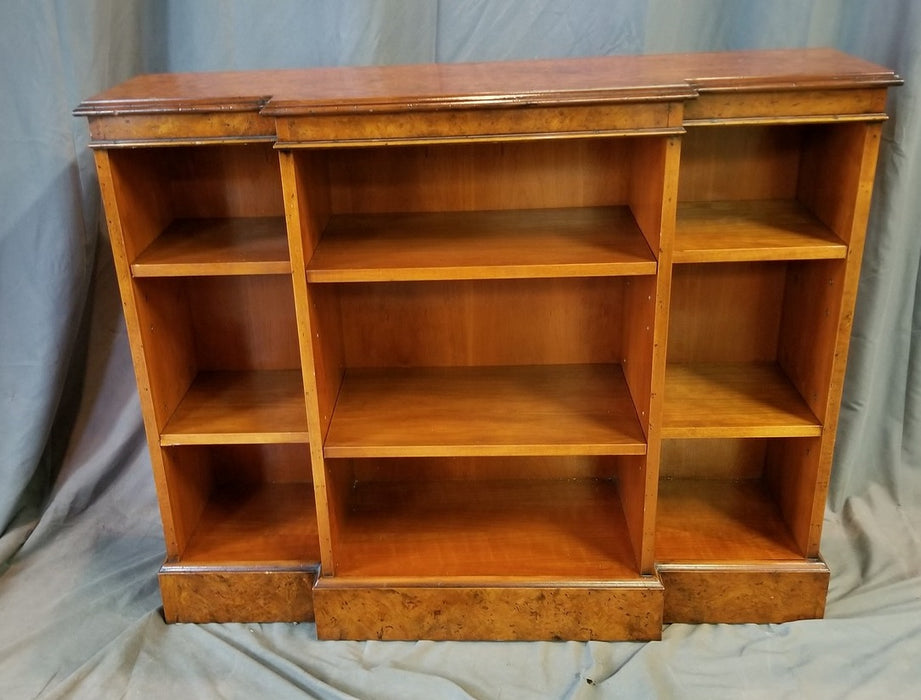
76;49;899;640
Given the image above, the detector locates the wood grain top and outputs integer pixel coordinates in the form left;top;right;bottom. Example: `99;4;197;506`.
76;49;898;117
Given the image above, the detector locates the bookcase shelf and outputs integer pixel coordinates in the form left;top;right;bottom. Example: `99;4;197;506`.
79;49;897;639
324;364;647;458
674;200;847;263
160;370;309;446
132;217;290;277
662;362;821;438
306;206;657;282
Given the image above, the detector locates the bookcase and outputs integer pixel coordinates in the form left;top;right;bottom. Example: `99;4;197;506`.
77;49;899;640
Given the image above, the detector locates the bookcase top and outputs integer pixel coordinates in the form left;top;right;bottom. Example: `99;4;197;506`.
75;48;899;117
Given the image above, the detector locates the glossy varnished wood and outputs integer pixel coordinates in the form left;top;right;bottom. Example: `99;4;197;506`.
660;437;768;480
682;88;887;124
307;207;656;282
77;49;896;118
324;364;646;458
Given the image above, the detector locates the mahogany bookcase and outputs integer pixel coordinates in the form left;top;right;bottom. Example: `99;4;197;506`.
76;48;899;640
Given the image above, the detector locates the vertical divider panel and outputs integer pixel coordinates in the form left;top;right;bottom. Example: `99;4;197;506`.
620;129;683;573
279;148;342;575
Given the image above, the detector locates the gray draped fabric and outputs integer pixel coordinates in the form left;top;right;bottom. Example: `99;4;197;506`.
1;1;919;696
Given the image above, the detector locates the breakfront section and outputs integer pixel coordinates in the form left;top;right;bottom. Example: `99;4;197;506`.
77;49;898;639
272;89;687;639
89;133;321;622
657;91;890;622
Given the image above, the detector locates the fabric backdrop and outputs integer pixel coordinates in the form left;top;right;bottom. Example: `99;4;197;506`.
1;1;919;697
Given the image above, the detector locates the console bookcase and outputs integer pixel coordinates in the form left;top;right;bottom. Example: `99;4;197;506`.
77;49;898;640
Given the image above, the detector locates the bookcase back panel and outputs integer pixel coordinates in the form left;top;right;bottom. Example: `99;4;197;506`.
184;276;301;370
331;476;639;580
323;139;636;213
110;144;283;221
678;126;803;202
335;277;627;368
660;438;767;480
160;144;283;218
207;444;312;485
667;262;786;363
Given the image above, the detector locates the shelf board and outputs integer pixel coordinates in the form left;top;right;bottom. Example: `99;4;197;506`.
161;370;309;445
179;482;320;566
324;364;647;458
132;217;290;277
656;478;802;562
674;200;847;263
335;478;640;580
306;206;657;282
662;363;822;438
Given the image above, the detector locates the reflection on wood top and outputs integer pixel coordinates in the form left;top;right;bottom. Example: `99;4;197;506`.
75;48;899;116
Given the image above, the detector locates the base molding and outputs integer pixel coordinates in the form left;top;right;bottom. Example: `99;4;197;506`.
159;564;319;623
313;578;665;641
154;559;831;632
657;559;830;624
